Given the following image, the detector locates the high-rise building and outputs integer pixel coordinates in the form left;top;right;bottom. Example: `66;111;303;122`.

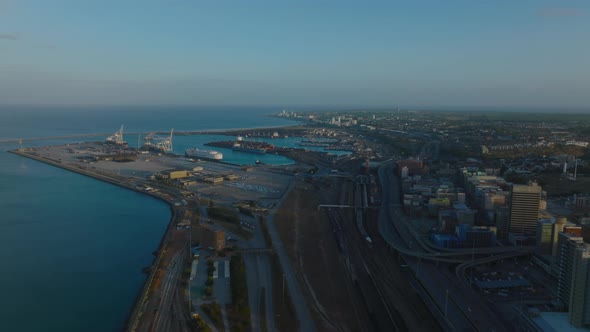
509;183;542;236
537;219;555;255
495;206;510;240
536;217;569;255
557;232;590;328
569;244;590;327
552;218;568;256
557;233;585;309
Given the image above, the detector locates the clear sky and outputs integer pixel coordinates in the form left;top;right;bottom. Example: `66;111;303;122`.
1;0;589;109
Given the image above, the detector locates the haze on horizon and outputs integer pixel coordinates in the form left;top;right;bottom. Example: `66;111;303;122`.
0;0;589;110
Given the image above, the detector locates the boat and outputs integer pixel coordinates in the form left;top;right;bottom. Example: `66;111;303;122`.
232;143;267;154
232;145;267;154
185;148;223;161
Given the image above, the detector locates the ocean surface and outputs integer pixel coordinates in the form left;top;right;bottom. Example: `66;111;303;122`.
0;106;305;331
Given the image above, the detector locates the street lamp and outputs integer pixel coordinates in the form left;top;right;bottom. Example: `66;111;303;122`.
444;288;449;318
471;238;476;282
282;273;286;305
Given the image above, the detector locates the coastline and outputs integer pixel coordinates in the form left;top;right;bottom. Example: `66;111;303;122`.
8;149;179;332
4;122;330;331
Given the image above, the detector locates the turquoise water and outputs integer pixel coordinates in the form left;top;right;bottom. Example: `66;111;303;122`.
173;134;295;165
0;106;301;331
173;135;349;165
0;151;170;331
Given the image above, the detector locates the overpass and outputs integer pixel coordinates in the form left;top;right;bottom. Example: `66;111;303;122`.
236;247;274;254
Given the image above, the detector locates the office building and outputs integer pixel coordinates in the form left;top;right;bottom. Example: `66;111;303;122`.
557;233;584;310
534;217;568;256
495;206;510;240
552;218;568;256
537;219;555;255
569;244;590;327
557;232;590;328
576;196;590;210
456;224;496;248
509;183;542;236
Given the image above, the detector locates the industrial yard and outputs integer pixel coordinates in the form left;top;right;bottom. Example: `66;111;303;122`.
22;141;293;206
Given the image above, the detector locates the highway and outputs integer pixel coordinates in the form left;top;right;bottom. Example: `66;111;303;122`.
377;161;511;331
376;162;529;260
242;217;275;332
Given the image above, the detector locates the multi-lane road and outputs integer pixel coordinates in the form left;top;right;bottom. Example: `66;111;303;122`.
377;161;512;331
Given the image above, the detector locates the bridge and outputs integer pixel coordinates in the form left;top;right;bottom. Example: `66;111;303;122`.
317;203;402;211
236;247;274;254
0;133;114;144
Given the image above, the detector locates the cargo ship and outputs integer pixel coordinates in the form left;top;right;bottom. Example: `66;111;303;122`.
205;138;273;154
232;143;267;154
185;148;223;161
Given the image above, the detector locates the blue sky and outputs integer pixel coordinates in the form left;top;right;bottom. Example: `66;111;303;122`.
0;0;589;109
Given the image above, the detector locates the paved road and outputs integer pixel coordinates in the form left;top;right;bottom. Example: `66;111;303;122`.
241;214;275;332
256;253;274;332
244;253;262;332
378;162;509;331
265;178;317;332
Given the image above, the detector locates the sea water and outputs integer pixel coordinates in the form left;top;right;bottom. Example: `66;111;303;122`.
0;106;302;331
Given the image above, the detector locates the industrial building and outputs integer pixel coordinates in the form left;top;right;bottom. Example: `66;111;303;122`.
162;169;190;179
200;224;226;252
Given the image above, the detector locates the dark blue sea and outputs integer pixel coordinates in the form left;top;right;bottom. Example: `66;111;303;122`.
0;106;305;331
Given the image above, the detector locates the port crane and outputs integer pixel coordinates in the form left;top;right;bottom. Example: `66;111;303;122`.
105;125;126;145
143;128;174;152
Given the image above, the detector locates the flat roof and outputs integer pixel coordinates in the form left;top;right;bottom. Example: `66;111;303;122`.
532;312;587;332
474;278;531;289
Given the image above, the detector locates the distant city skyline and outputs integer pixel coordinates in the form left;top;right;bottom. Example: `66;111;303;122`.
1;1;589;109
